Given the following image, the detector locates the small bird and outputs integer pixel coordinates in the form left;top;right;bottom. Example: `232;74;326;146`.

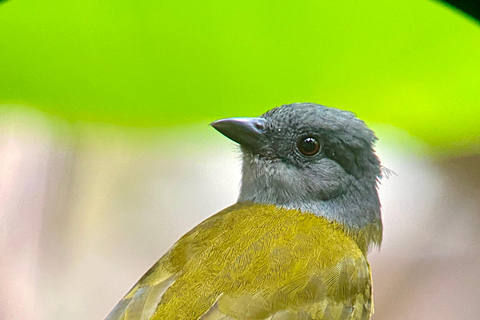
105;102;383;320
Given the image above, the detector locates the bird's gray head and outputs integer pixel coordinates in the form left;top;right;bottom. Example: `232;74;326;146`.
211;103;382;247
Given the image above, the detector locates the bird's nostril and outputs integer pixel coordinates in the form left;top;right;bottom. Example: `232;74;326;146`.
254;122;265;131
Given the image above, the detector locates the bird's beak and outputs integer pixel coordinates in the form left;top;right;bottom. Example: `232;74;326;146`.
210;117;266;151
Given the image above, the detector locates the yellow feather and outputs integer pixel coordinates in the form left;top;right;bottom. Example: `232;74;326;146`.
106;202;377;320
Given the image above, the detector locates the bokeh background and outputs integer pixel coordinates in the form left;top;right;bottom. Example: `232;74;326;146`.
1;0;480;319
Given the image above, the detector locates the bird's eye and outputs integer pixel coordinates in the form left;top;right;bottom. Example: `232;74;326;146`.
298;137;321;156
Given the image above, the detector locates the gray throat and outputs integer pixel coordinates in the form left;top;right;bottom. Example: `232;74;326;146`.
237;154;382;234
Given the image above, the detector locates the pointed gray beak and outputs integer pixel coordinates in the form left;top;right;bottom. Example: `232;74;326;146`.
210;117;266;150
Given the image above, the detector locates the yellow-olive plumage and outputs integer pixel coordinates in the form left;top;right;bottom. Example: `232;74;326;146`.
107;203;378;320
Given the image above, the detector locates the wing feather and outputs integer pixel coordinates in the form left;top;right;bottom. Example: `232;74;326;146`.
105;273;175;320
105;203;375;320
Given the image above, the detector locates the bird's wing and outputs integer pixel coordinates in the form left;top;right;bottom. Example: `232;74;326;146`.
106;259;371;320
196;255;372;320
105;203;373;320
105;260;177;320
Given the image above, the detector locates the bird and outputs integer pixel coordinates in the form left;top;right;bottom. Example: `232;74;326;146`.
105;102;383;320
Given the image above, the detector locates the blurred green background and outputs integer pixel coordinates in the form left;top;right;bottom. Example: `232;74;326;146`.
1;0;479;151
1;1;480;320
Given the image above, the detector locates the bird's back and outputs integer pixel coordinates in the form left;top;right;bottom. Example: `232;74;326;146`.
106;202;373;320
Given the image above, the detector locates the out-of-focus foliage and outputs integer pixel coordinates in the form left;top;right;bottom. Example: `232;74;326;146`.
0;0;479;151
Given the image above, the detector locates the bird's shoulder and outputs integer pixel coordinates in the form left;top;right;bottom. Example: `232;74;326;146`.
106;202;372;320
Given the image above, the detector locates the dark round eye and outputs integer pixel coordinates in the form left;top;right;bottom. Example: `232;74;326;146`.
298;137;321;156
